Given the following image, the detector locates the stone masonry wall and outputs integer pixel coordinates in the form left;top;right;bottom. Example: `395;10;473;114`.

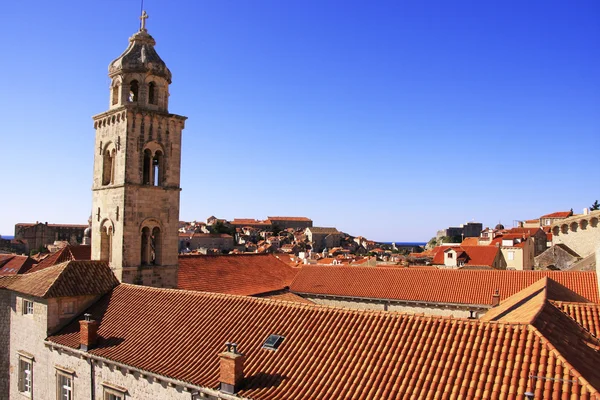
552;211;600;258
9;294;50;400
0;290;11;400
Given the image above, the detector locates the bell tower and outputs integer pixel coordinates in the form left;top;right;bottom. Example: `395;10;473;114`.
91;11;187;287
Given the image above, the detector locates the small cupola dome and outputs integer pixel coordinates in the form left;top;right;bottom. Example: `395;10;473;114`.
108;29;172;83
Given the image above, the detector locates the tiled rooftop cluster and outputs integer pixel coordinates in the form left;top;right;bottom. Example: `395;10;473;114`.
46;277;600;399
290;266;600;305
0;254;37;275
178;254;300;296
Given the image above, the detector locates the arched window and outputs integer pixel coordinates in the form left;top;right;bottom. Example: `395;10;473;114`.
141;227;150;265
148;82;157;105
129;80;139;102
143;149;152;185
102;148;115;186
100;224;113;263
153;151;163;186
112;85;119;105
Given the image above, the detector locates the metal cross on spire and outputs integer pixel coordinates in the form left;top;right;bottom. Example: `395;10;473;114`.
140;10;149;31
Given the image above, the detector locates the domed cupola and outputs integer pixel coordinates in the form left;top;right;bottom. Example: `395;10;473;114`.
107;11;171;112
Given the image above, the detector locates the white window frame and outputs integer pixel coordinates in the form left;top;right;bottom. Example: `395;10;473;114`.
18;354;34;396
508;251;515;261
23;299;34;316
55;366;75;400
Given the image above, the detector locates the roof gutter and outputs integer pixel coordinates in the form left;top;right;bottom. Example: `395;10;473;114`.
292;291;491;310
44;341;245;400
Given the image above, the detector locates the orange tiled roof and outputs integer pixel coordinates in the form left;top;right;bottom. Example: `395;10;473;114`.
481;278;600;396
508;227;543;236
0;254;37;275
4;260;118;298
177;254;300;296
552;301;600;337
47;283;600;399
460;237;479;246
541;211;572;218
290;266;600;305
430;245;458;264
433;245;499;267
27;245;91;273
267;216;312;222
456;245;499;266
256;290;314;304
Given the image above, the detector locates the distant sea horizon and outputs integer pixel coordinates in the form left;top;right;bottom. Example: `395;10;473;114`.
380;242;426;246
1;235;14;240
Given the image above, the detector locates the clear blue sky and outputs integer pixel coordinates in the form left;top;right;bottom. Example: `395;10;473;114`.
1;0;598;241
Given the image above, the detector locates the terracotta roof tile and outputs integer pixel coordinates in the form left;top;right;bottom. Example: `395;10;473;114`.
47;284;600;399
541;211;572;218
178;254;300;296
307;227;340;234
255;290;314;304
460;237;479;246
481;277;590;324
0;255;37;275
456;245;499;266
27;245;91;273
290;266;600;305
552;301;600;337
5;260;118;298
267;216;312;222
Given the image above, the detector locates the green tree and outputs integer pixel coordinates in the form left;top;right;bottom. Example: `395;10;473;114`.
591;200;600;211
212;220;234;235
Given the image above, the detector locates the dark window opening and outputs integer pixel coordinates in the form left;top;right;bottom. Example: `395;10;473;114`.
148;82;156;105
143;149;152;184
129;80;139;102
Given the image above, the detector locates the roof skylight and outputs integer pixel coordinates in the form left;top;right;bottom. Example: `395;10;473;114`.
262;334;285;351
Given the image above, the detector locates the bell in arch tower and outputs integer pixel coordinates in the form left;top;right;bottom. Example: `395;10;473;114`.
91;11;187;288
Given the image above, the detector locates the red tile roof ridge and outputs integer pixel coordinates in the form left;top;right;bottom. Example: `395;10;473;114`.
551;300;600;308
99;284;546;327
291;266;600;306
6;260;118;298
528;308;600;395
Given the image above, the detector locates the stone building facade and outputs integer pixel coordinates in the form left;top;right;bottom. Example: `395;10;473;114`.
305;227;341;252
14;223;87;253
267;217;313;231
551;210;600;259
91;21;186;288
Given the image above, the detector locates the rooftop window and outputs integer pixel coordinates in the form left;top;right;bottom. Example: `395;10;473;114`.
262;334;285;351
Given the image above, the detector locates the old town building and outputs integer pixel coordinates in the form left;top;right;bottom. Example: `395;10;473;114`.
14;222;87;253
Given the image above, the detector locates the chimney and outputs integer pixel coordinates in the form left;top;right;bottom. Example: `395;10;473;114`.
219;342;245;394
583;207;589;216
491;289;500;307
79;313;98;351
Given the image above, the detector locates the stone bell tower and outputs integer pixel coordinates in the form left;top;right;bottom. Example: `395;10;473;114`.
91;11;187;287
